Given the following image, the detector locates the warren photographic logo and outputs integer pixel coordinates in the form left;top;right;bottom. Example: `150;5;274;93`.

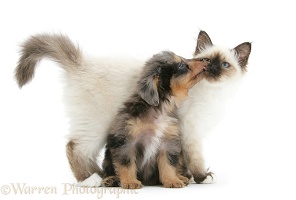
1;183;139;199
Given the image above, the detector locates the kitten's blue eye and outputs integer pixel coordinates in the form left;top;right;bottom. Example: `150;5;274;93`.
221;62;230;68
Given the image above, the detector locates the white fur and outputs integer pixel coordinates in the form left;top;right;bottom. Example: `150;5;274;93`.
62;46;244;186
178;46;243;183
77;173;102;187
140;112;178;167
140;125;163;168
64;55;144;165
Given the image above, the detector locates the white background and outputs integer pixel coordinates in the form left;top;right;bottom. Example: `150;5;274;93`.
1;0;296;199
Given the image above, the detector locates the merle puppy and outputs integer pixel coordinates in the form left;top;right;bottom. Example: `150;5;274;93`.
102;51;206;189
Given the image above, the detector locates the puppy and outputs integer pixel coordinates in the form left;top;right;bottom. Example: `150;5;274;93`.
101;51;206;189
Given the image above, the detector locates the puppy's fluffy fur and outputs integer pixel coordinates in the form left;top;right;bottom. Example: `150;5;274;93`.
15;31;251;185
101;51;206;188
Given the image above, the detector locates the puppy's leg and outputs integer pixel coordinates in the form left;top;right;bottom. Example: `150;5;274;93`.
102;176;120;187
104;163;141;189
177;151;192;184
177;174;190;186
107;134;142;189
158;151;185;188
176;165;190;186
66;140;102;184
158;136;184;188
115;162;142;189
102;148;120;187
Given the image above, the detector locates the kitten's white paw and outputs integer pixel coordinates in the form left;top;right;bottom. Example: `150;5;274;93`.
201;173;216;184
77;173;102;187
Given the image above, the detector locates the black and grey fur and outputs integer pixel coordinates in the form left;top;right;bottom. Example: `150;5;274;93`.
102;51;206;189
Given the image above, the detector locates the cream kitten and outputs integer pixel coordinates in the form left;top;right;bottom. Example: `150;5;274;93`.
15;31;251;186
179;32;251;183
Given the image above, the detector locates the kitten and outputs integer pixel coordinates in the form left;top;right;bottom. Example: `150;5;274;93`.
15;31;251;186
102;51;206;189
179;31;251;183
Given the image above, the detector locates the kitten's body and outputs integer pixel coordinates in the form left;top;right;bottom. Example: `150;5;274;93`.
15;31;251;186
179;50;243;181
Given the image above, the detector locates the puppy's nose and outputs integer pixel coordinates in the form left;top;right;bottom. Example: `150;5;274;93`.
187;59;207;72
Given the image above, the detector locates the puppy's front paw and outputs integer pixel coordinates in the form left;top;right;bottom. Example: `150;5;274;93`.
102;176;120;187
178;175;190;186
121;179;142;189
162;179;185;188
194;171;215;184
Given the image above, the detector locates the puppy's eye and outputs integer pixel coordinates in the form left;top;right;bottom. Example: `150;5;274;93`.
178;62;188;70
221;62;230;68
175;62;189;76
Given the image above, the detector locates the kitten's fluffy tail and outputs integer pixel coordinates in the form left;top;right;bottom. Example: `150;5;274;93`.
15;34;82;88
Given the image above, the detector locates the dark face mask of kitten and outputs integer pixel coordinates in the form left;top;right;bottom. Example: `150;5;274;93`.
194;31;251;83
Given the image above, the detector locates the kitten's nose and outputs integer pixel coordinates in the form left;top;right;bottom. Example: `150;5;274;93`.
209;64;219;74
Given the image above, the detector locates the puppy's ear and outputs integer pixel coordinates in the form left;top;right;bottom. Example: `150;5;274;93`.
194;30;213;55
233;42;251;68
138;67;160;106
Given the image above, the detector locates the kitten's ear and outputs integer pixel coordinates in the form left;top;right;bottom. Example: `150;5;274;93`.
194;31;213;55
138;67;160;106
233;42;252;67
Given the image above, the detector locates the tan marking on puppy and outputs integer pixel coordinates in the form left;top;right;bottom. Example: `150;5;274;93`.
186;59;206;86
173;54;182;63
160;97;177;113
114;161;142;189
170;79;189;105
158;151;184;188
164;122;180;137
127;118;158;137
170;60;206;105
154;75;159;89
177;175;190;185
